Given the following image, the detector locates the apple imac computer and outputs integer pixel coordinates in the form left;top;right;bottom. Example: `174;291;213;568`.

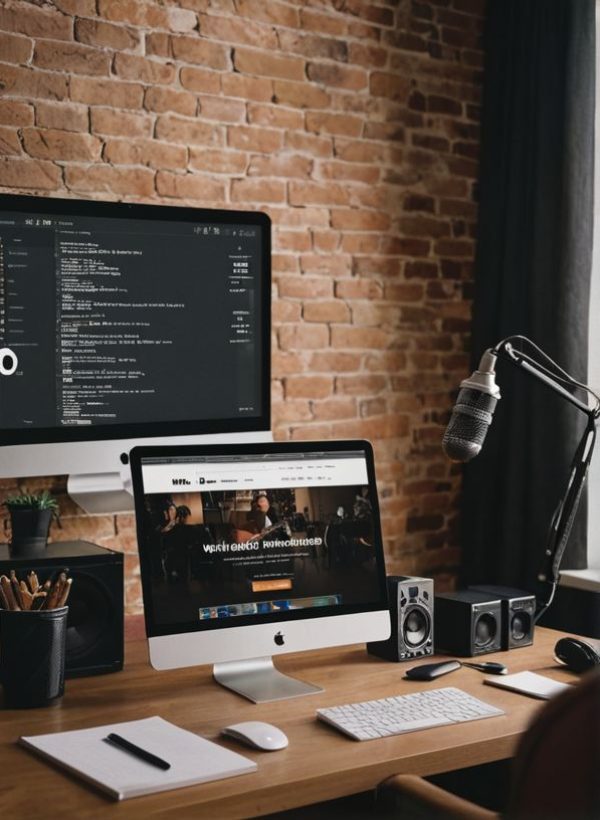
0;195;271;512
130;440;391;702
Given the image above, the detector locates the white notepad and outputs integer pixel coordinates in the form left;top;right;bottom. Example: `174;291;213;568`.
483;671;572;700
20;715;257;801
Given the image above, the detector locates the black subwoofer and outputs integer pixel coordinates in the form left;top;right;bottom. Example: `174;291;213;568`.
0;540;123;677
367;576;434;662
469;584;535;650
434;590;502;657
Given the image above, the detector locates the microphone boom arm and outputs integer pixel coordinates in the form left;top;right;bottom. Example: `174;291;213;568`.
491;338;599;623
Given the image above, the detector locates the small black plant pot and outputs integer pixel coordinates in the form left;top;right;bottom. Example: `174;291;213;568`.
8;508;53;556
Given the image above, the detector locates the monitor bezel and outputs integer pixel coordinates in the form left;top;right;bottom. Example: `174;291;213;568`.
130;439;390;639
0;193;271;447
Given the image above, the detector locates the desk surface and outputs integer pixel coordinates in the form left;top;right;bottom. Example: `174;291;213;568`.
0;626;579;818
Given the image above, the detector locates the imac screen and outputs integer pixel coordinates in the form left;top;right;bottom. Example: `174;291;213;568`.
132;443;388;635
0;195;270;447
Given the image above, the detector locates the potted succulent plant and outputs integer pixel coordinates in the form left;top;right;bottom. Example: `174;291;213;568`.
3;491;59;556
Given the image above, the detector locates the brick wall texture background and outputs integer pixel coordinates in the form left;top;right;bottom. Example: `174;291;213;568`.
0;0;485;614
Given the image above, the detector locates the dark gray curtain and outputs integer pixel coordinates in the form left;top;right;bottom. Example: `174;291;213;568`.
460;0;595;594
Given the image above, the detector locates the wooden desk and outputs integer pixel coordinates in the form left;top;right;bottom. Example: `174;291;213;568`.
0;627;579;818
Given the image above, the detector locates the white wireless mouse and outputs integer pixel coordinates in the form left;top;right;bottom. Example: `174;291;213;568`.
222;721;289;751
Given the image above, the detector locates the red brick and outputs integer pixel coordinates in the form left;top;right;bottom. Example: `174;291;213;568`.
35;102;89;133
34;41;110;77
70;77;144;109
272;399;313;425
104;138;187;170
171;35;230;70
0;101;34;127
427;95;462;116
65;165;155;197
91;108;153;138
299;8;347;36
306;112;362;138
304;301;350;323
279;324;329;350
22;128;102;162
285;132;332;158
277;277;332;299
274;231;311;253
0;31;33;64
236;0;299;27
278;31;348;62
198;95;246;123
156;171;226;202
233;48;304;81
333;138;387;163
273;254;300;274
231;179;286;203
247;104;304;131
285;375;333;399
227;125;283;153
248;154;311;178
335;279;383;300
0;156;60;190
221;73;272;102
339;234;380;254
0;5;72;41
272;351;305;377
331;327;389;349
369;72;411;102
272;300;302;323
308;352;361;372
348;42;387;68
97;0;170;29
288;423;333;441
0;64;69;101
179;67;221;96
114;53;176;85
289;180;349;207
319;160;380;184
330;209;391;231
155;115;219;146
189;148;247;174
271;207;330;227
0;127;21;155
300;253;351;277
434;238;474;257
307;62;366;91
145;32;171;57
272;80;331;110
75;18;141;51
312;398;357;420
199;13;278;49
54;0;96;14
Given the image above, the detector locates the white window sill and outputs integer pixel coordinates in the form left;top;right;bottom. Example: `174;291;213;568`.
560;569;600;593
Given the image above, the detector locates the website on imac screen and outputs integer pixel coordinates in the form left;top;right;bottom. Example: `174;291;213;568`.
138;451;382;627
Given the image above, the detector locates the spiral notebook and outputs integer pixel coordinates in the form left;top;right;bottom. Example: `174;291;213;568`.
20;715;257;800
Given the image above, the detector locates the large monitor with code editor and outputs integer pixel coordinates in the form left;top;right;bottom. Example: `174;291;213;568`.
0;195;271;511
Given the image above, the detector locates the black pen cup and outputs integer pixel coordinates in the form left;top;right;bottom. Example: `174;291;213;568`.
0;606;68;708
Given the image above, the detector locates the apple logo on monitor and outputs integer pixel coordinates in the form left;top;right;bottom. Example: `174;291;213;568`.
274;632;285;646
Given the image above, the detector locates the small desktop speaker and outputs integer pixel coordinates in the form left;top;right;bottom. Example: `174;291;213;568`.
434;590;502;657
0;540;123;677
367;576;434;662
469;585;536;650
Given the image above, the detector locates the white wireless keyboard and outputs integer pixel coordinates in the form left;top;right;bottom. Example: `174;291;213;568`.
316;686;505;741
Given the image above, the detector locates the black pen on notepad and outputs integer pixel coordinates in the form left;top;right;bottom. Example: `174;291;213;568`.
103;733;171;771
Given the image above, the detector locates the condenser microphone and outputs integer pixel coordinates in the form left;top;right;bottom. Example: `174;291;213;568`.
442;349;501;462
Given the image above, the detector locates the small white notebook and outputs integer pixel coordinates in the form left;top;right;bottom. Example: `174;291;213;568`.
483;671;571;700
20;715;257;801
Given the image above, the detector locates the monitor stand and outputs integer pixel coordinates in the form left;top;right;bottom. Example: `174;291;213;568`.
213;657;323;703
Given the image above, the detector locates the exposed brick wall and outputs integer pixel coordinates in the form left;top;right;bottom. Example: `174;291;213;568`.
0;0;485;614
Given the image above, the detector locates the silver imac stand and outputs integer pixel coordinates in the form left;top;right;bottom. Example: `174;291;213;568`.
213;657;323;703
